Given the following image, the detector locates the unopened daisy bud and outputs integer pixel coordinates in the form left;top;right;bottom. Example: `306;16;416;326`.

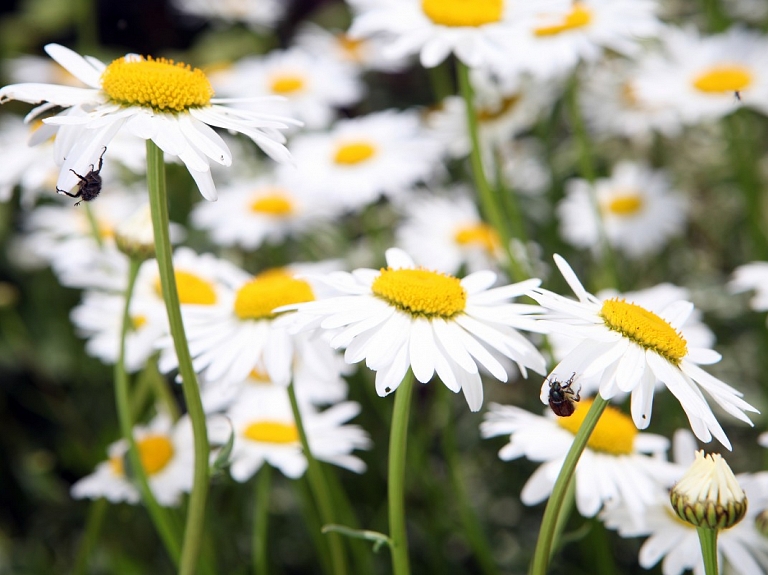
115;204;155;261
670;451;747;530
755;509;768;537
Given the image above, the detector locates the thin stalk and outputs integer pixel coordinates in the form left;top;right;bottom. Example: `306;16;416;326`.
114;256;181;563
548;474;576;561
146;140;210;575
252;466;272;575
84;203;104;249
287;383;349;575
530;396;609;575
428;60;454;102
388;374;414;575
697;527;719;575
73;498;108;575
457;61;527;282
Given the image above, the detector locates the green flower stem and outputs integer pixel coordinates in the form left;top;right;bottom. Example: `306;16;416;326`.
294;479;333;575
457;61;527;282
697;526;719;575
287;383;349;575
114;256;181;563
252;466;272;575
530;396;609;575
388;373;415;575
428;60;455;102
84;203;104;249
73;498;108;575
548;475;576;561
146;140;210;575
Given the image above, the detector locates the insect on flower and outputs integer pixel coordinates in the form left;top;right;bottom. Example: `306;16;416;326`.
56;147;106;206
547;373;580;417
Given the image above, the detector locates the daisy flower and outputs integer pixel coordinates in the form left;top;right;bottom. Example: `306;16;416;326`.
557;161;687;258
284;110;442;212
729;262;768;312
0;115;59;207
208;385;371;481
481;399;677;521
526;254;759;449
282;248;546;411
348;0;569;69
0;43;298;201
71;414;195;506
170;0;288;30
210;47;363;130
633;27;768;124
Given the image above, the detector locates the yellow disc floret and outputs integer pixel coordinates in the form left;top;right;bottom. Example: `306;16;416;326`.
534;3;592;36
110;434;175;476
600;298;688;364
692;66;753;94
269;74;306;94
234;272;315;320
372;268;467;318
454;223;500;252
557;399;637;455
333;141;377;165
101;55;214;112
422;0;503;27
249;192;294;216
243;421;299;444
605;193;644;216
154;271;218;305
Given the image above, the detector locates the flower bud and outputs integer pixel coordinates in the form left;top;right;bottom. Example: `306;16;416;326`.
115;204;155;260
670;451;747;530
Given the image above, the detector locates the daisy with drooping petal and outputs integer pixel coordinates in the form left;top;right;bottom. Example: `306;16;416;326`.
171;0;288;30
482;399;677;522
282;248;547;411
348;0;569;69
526;255;759;449
557;161;687;258
71;414;195;506
284;110;442;212
208;385;371;481
0;43;298;201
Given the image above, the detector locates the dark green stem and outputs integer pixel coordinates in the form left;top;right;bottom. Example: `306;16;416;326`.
252;466;272;575
388;374;414;575
73;498;108;575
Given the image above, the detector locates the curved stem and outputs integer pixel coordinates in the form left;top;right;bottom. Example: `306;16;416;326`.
287;383;348;575
457;61;527;282
388;373;414;575
697;527;719;575
252;466;272;575
114;256;181;562
530;396;609;575
146;140;210;575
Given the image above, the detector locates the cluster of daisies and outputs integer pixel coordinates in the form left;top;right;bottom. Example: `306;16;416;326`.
2;0;768;572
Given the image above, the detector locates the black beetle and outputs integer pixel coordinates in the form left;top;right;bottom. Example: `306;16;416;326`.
547;373;580;417
56;146;107;206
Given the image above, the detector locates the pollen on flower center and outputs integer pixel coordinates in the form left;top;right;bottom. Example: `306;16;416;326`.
234;272;315;320
454;223;499;252
372;268;467;318
421;0;503;27
131;314;148;330
333;141;377;165
534;3;592;36
693;65;752;93
154;271;218;305
604;193;644;216
557;399;637;455
110;434;175;477
249;191;294;216
600;298;688;364
269;74;306;94
337;34;364;60
243;421;299;444
101;55;214;112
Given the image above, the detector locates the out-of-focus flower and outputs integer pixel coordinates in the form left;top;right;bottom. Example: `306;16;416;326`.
171;0;289;30
729;262;768;313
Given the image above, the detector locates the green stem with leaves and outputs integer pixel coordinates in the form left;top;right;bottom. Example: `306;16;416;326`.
146;140;210;575
697;527;719;575
530;396;609;575
388;374;414;575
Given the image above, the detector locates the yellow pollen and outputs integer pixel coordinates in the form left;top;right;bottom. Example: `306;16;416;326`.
333;141;377;165
557;399;637;455
692;66;753;94
101;55;214;112
234;272;314;320
247;367;272;383
337;34;364;60
372;268;466;318
453;223;500;252
600;298;688;364
605;193;644;216
269;74;306;94
109;434;175;477
477;94;520;122
243;421;299;444
534;3;592;36
620;82;639;106
131;314;148;330
249;191;294;216
421;0;503;27
153;271;218;306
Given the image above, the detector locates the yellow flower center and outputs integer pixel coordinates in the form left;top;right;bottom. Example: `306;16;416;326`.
154;271;218;305
243;421;299;444
692;65;753;94
604;193;644;216
557;399;637;455
453;223;500;252
337;34;364;60
534;3;592;36
600;298;688;364
269;74;306;94
249;191;294;216
101;56;214;112
333;141;377;165
109;434;175;477
372;268;467;318
421;0;503;27
247;367;272;383
234;272;315;320
131;314;148;330
477;94;520;122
